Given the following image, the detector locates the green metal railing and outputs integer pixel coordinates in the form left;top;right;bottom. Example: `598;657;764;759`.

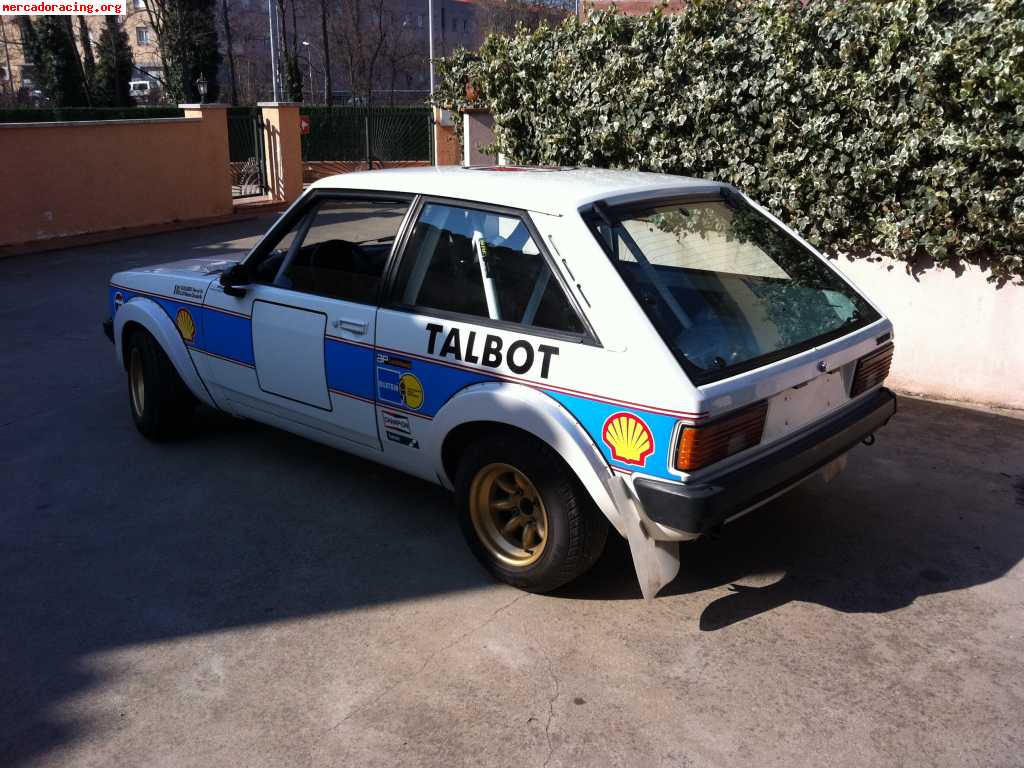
300;106;432;165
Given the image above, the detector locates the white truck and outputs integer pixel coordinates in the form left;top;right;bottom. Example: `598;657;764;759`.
104;166;896;598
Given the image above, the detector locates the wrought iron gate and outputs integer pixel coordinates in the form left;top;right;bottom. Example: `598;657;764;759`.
300;106;433;169
228;107;268;198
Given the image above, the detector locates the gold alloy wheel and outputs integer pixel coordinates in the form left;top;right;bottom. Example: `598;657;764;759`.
129;347;145;418
469;463;549;567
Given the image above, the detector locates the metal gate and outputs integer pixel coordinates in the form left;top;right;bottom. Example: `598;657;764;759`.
300;106;433;170
228;107;268;198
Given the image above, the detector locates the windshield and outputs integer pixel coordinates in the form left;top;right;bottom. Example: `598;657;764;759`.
586;194;879;384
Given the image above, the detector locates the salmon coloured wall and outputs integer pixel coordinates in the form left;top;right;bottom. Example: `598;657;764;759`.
0;104;232;248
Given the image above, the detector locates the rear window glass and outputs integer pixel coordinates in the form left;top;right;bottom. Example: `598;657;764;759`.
587;194;878;383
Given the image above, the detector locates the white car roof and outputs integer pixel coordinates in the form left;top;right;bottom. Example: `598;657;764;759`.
308;166;723;216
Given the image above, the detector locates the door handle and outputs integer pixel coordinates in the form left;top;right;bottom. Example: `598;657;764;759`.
333;318;368;335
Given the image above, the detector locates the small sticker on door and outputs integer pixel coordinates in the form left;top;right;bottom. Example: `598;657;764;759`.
381;411;411;435
386;431;419;449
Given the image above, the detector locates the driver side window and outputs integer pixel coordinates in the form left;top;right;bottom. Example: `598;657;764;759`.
259;197;410;304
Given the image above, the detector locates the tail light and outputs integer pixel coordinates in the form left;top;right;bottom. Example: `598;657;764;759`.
851;343;894;397
675;401;768;472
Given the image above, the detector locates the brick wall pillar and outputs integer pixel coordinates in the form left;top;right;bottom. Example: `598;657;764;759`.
257;102;303;202
433;107;460;166
462;108;498;166
178;103;232;216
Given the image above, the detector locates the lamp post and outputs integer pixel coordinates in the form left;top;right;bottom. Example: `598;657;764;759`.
267;0;280;101
427;0;435;99
196;73;208;104
301;40;321;104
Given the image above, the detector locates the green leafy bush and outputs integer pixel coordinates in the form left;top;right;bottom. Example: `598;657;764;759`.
436;0;1024;283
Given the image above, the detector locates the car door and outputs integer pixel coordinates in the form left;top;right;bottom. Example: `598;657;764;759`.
198;192;414;449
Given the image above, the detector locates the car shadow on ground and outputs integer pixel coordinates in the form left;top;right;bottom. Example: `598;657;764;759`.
556;398;1024;631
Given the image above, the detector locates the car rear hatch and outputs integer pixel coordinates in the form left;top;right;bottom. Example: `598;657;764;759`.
582;186;894;477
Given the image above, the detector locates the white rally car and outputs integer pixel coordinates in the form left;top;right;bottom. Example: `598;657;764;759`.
104;166;896;598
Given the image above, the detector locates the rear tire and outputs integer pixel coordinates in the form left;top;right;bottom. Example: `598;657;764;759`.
455;433;608;593
124;328;196;440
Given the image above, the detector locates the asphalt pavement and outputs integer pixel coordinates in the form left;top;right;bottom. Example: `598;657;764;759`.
1;219;1022;767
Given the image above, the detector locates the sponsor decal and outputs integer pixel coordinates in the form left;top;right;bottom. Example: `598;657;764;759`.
399;373;424;410
381;411;411;435
113;291;124;310
175;308;197;343
376;353;412;370
425;322;560;379
377;368;403;405
173;284;205;301
602;412;655;467
386;431;420;449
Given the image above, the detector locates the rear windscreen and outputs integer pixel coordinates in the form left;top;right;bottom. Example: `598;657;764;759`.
586;194;879;384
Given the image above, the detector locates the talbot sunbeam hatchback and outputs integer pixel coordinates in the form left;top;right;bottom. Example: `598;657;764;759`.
104;166;897;598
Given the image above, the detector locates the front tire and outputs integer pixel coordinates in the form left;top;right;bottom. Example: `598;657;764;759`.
455;434;608;593
124;329;196;440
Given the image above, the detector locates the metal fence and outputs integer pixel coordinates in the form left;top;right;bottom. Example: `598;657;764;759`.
227;107;268;199
300;106;433;166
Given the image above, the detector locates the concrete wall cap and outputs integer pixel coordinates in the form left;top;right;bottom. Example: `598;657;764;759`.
257;102;302;107
0;118;194;129
177;103;231;109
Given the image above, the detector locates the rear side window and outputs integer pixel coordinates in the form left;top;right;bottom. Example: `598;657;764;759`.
392;203;584;335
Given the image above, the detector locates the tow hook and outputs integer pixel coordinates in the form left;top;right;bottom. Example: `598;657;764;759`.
862;433;876;447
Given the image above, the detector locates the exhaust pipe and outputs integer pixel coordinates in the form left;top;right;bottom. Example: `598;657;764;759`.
862;433;876;447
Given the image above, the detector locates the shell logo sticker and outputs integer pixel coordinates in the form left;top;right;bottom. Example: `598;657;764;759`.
175;308;196;343
399;373;424;410
602;412;655;467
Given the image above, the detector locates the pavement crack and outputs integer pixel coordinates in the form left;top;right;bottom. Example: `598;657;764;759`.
315;591;527;743
536;639;562;768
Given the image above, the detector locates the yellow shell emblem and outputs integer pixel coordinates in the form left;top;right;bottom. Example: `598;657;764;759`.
175;308;196;343
602;412;655;467
399;373;424;410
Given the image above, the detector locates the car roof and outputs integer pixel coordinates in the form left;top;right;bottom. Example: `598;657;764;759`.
308;165;724;216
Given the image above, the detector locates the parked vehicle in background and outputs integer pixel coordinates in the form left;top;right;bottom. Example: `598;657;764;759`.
103;166;897;598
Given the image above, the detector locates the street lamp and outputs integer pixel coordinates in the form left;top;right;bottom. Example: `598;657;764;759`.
196;73;208;103
301;41;316;104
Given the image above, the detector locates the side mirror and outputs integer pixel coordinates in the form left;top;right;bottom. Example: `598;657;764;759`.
219;263;250;297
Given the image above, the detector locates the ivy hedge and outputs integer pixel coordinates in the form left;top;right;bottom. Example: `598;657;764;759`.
435;0;1024;283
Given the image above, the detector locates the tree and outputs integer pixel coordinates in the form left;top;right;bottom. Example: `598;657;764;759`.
318;0;333;104
77;16;96;100
220;0;239;105
94;15;135;107
275;0;303;102
334;0;392;106
17;16;90;106
146;0;222;102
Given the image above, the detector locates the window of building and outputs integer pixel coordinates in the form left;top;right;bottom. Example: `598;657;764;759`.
393;203;585;334
417;14;423;27
133;0;145;9
136;27;150;45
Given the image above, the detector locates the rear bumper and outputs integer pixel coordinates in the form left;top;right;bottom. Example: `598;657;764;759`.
634;387;897;535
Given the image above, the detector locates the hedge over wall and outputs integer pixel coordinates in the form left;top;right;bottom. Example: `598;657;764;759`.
435;0;1024;283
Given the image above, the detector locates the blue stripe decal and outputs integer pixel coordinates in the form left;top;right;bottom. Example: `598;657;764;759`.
109;286;681;479
325;339;376;401
201;308;253;366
